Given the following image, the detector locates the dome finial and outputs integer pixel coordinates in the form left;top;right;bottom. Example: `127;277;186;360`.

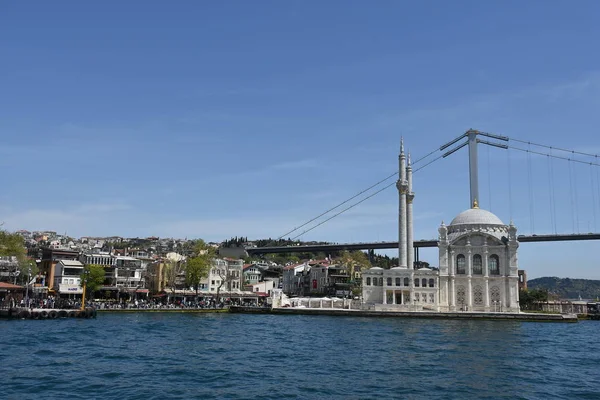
472;198;479;209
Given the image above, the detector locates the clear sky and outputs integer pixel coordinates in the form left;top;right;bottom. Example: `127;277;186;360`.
2;1;600;279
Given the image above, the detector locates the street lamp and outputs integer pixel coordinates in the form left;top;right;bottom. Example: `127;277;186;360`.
25;266;31;308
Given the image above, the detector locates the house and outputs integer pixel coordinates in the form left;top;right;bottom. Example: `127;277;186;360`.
54;260;84;297
245;280;275;296
282;262;310;296
40;247;79;293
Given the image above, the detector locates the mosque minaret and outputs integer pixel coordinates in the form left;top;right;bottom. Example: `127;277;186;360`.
362;137;520;313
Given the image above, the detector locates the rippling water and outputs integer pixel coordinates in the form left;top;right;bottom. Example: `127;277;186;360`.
1;313;598;399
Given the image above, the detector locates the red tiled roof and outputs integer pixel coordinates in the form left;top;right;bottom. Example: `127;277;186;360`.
0;282;24;290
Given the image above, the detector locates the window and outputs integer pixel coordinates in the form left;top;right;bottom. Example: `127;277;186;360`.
395;278;401;286
366;277;371;286
429;293;435;303
378;277;383;286
422;278;427;288
489;255;500;275
414;278;420;287
415;293;420;302
474;285;483;305
429;279;435;288
404;277;409;286
456;286;466;305
473;254;483;275
387;277;392;286
491;286;501;303
457;254;466;274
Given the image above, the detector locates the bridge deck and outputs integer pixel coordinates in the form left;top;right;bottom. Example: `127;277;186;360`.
246;233;600;254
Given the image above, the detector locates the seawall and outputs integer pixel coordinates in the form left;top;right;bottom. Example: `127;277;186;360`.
231;306;579;322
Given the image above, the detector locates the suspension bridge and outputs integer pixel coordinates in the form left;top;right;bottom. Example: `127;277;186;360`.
247;129;600;256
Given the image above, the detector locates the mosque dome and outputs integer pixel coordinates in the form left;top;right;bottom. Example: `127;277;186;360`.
450;207;504;226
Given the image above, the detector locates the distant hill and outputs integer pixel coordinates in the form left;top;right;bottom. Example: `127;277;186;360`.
528;277;600;300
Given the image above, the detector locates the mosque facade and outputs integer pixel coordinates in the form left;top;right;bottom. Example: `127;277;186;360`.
362;140;521;313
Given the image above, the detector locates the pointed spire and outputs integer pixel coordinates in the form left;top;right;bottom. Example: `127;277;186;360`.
400;137;404;155
407;152;412;168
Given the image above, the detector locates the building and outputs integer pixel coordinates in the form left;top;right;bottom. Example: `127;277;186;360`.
39;247;79;294
362;139;521;313
54;260;84;297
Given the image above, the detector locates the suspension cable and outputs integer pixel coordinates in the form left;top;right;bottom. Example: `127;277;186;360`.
597;163;600;233
591;164;597;233
527;143;535;233
547;154;557;234
506;144;600;167
507;137;600;159
573;162;580;233
506;147;513;222
569;160;576;233
487;144;492;212
290;153;444;240
278;145;441;240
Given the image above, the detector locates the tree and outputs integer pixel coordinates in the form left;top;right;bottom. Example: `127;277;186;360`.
519;288;549;310
164;258;185;301
0;229;31;284
339;250;371;296
81;264;106;300
185;239;215;297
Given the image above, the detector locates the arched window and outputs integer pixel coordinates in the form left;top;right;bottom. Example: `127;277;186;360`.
404;277;409;286
366;277;371;286
422;278;427;287
489;255;500;275
473;254;483;275
457;254;466;274
387;277;392;286
414;278;420;287
395;277;401;286
429;279;435;288
378;277;383;286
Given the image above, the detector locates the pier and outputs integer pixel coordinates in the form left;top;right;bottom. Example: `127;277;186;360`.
0;307;97;319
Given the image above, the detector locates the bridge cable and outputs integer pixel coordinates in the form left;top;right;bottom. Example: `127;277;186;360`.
573;160;580;233
487;144;492;212
590;163;597;233
277;146;441;240
527;143;535;233
505;144;600;167
547;153;557;234
596;159;600;232
506;137;600;159
506;147;513;222
289;152;445;240
568;160;576;233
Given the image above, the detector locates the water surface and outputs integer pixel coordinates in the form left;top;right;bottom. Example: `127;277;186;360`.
1;313;598;399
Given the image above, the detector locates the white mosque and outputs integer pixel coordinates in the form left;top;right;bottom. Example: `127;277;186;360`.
362;139;521;313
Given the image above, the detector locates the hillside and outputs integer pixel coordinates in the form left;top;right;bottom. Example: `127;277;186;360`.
527;277;600;300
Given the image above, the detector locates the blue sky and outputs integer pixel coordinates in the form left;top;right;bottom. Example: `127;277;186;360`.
2;1;600;279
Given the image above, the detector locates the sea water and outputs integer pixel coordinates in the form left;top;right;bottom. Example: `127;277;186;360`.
1;313;598;399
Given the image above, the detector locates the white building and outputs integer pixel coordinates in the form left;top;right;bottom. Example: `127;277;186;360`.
362;139;520;313
54;259;84;296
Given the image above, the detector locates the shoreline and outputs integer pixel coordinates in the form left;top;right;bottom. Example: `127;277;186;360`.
230;306;579;322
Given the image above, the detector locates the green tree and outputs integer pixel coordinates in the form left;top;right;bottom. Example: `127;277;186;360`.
519;288;549;310
81;264;106;300
339;250;371;295
0;230;34;284
184;240;215;297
